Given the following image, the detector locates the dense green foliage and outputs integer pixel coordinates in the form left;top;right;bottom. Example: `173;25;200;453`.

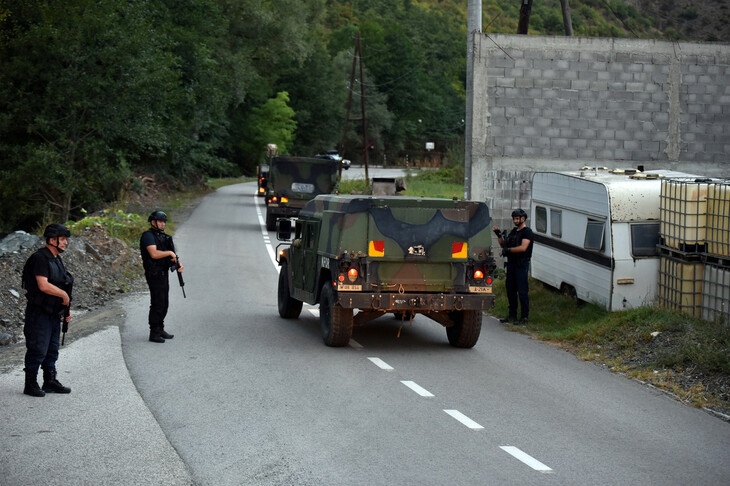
0;0;687;233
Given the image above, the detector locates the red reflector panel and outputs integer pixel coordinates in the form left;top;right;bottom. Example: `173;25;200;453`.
369;241;385;257
452;242;468;258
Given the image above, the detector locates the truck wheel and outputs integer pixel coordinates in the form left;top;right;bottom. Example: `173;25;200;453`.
320;283;353;347
265;210;277;231
446;310;482;348
278;262;302;318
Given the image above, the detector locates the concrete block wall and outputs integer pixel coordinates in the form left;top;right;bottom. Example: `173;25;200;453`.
467;34;730;233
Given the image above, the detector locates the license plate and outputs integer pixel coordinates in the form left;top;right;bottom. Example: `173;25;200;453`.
469;286;492;293
338;284;362;291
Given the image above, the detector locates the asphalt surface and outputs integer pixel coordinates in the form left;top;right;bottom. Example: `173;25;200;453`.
2;179;729;486
0;324;193;485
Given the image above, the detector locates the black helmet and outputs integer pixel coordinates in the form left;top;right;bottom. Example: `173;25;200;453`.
512;209;528;219
148;210;168;223
43;223;71;239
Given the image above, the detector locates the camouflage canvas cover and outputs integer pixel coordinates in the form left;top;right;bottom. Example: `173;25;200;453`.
268;156;339;209
299;195;494;293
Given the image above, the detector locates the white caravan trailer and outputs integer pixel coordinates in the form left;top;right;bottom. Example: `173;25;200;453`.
530;169;696;311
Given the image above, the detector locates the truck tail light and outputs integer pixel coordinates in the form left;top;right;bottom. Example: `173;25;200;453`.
280;196;289;203
348;268;358;279
473;269;484;279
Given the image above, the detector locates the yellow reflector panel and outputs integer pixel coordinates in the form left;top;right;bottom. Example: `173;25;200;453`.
452;242;467;258
369;240;385;257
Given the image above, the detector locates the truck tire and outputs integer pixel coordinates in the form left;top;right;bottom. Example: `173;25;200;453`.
278;262;302;318
446;310;482;348
265;210;277;231
320;283;353;347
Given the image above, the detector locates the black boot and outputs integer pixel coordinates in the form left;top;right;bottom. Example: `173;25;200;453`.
149;329;165;343
42;369;71;394
159;328;174;339
24;369;45;397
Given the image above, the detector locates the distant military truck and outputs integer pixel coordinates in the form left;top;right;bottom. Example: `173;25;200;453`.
276;195;497;348
256;164;269;197
265;156;339;230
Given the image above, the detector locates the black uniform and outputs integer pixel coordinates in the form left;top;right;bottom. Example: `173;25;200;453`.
504;226;534;321
140;228;174;335
22;247;73;375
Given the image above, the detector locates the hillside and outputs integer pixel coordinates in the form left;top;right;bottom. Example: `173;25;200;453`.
419;0;729;42
634;0;730;42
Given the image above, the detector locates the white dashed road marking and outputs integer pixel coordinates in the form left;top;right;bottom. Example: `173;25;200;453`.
500;446;553;473
368;357;394;370
443;409;484;430
401;380;434;397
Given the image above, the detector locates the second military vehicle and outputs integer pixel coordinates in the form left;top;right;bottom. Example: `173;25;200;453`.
276;195;497;348
265;156;339;230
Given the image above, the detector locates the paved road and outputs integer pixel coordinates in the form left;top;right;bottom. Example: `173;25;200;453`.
2;180;729;485
123;182;729;485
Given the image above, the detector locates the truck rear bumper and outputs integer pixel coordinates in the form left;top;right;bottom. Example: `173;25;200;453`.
268;205;302;217
336;292;495;312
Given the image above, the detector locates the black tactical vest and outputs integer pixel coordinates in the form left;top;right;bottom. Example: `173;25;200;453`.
22;247;74;315
141;229;174;272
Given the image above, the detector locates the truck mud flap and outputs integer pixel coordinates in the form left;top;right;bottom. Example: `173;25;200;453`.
336;293;495;312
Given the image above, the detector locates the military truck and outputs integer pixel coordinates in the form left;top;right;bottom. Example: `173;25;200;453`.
256;163;269;197
275;195;497;348
265;156;339;230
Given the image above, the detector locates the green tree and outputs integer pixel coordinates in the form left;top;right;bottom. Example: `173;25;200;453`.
239;92;298;162
0;0;181;230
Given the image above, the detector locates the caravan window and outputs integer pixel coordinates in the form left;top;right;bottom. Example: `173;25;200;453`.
584;220;605;251
550;210;562;237
631;223;660;257
535;206;547;233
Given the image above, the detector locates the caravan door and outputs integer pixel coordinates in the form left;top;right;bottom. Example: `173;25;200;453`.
610;222;661;310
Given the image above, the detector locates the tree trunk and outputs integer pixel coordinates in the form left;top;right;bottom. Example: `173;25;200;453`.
517;0;533;35
560;0;574;36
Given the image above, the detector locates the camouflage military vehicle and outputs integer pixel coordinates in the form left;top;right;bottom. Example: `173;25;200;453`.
265;156;339;230
276;195;497;348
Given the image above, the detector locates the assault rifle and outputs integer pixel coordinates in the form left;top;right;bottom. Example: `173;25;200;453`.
61;306;70;345
168;237;186;298
172;257;186;298
60;278;73;345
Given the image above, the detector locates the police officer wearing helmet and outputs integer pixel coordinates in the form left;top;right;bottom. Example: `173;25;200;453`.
21;223;74;397
493;209;534;324
140;210;183;343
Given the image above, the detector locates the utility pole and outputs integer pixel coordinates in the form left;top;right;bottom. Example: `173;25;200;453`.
465;0;481;200
517;0;533;34
560;0;574;36
340;32;369;182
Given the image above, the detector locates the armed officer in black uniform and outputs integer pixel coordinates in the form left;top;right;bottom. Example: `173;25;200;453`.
140;211;183;343
494;209;534;325
21;223;74;397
